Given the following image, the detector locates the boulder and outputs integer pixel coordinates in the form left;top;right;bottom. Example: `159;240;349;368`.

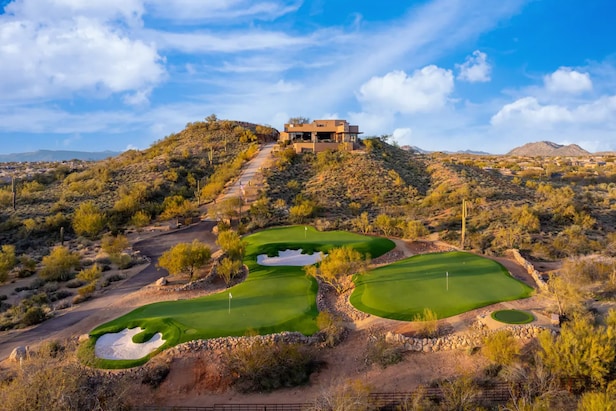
78;334;90;343
156;277;168;286
9;346;28;362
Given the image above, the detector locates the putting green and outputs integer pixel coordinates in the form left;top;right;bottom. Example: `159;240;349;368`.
491;309;534;324
88;226;395;367
351;252;533;320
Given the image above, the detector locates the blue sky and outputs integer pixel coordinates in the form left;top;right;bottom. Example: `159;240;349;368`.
1;0;615;155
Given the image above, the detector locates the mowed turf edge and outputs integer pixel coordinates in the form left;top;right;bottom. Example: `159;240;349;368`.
350;251;534;320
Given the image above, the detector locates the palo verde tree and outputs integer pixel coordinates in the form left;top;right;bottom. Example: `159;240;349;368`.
72;200;106;238
40;246;81;281
216;230;246;261
0;244;17;283
538;312;616;388
304;246;370;294
157;239;211;280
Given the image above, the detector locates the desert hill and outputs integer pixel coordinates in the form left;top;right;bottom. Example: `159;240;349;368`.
0;118;273;250
507;141;590;156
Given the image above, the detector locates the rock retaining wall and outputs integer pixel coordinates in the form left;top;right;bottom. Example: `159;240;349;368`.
385;324;551;353
508;249;548;291
165;331;319;357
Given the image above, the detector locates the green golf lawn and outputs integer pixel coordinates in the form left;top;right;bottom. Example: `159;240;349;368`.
351;251;534;320
88;226;394;367
491;309;535;324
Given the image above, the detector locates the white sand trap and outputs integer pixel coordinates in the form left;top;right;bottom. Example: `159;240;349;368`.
257;249;326;266
95;327;165;360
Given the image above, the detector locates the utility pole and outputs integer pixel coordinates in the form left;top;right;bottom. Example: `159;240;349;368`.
461;199;468;249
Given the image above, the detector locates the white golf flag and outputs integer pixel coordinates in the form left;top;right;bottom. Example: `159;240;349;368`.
229;292;232;299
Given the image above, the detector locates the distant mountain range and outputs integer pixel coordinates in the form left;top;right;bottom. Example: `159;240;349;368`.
0;150;121;163
507;141;590;157
401;145;491;155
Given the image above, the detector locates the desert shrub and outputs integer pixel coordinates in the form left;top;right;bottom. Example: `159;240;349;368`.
289;198;317;223
65;278;86;289
21;306;46;326
41;282;59;294
316;311;345;347
50;290;73;302
413;308;440;338
304;246;369;294
40;246;80;282
0;341;130;410
483;330;520;366
307;379;374;411
141;364;170;389
130;210;151;228
217;257;242;286
105;273;124;283
77;282;97;298
216;230;246;261
101;234;129;257
110;253;133;269
28;277;46;290
438;375;481;411
157;240;211;280
0;244;17;283
17;255;37;278
72;201;106;238
402;220;429;240
363;329;404;369
76;264;102;283
224;340;317;393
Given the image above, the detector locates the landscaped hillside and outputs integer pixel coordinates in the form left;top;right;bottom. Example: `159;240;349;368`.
0;117;271;251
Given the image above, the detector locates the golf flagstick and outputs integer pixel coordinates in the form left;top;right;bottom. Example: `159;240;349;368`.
446;271;448;291
228;292;232;314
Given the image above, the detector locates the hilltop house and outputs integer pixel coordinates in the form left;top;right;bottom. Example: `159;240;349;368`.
279;119;361;153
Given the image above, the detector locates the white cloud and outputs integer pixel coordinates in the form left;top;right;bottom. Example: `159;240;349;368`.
63;135;82;147
544;67;592;94
146;29;321;53
491;95;616;129
145;0;301;22
392;128;413;144
456;50;491;83
491;97;572;126
357;66;454;114
0;4;165;102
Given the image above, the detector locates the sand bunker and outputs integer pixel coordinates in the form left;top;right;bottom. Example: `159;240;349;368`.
257;249;326;266
95;327;165;360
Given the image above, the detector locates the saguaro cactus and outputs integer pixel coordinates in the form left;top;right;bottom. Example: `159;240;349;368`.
11;177;16;211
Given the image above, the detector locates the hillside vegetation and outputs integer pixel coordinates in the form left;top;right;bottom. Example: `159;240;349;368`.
0;117;272;252
258;138;616;260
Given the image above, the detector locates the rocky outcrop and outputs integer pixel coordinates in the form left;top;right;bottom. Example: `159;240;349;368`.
9;346;29;362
